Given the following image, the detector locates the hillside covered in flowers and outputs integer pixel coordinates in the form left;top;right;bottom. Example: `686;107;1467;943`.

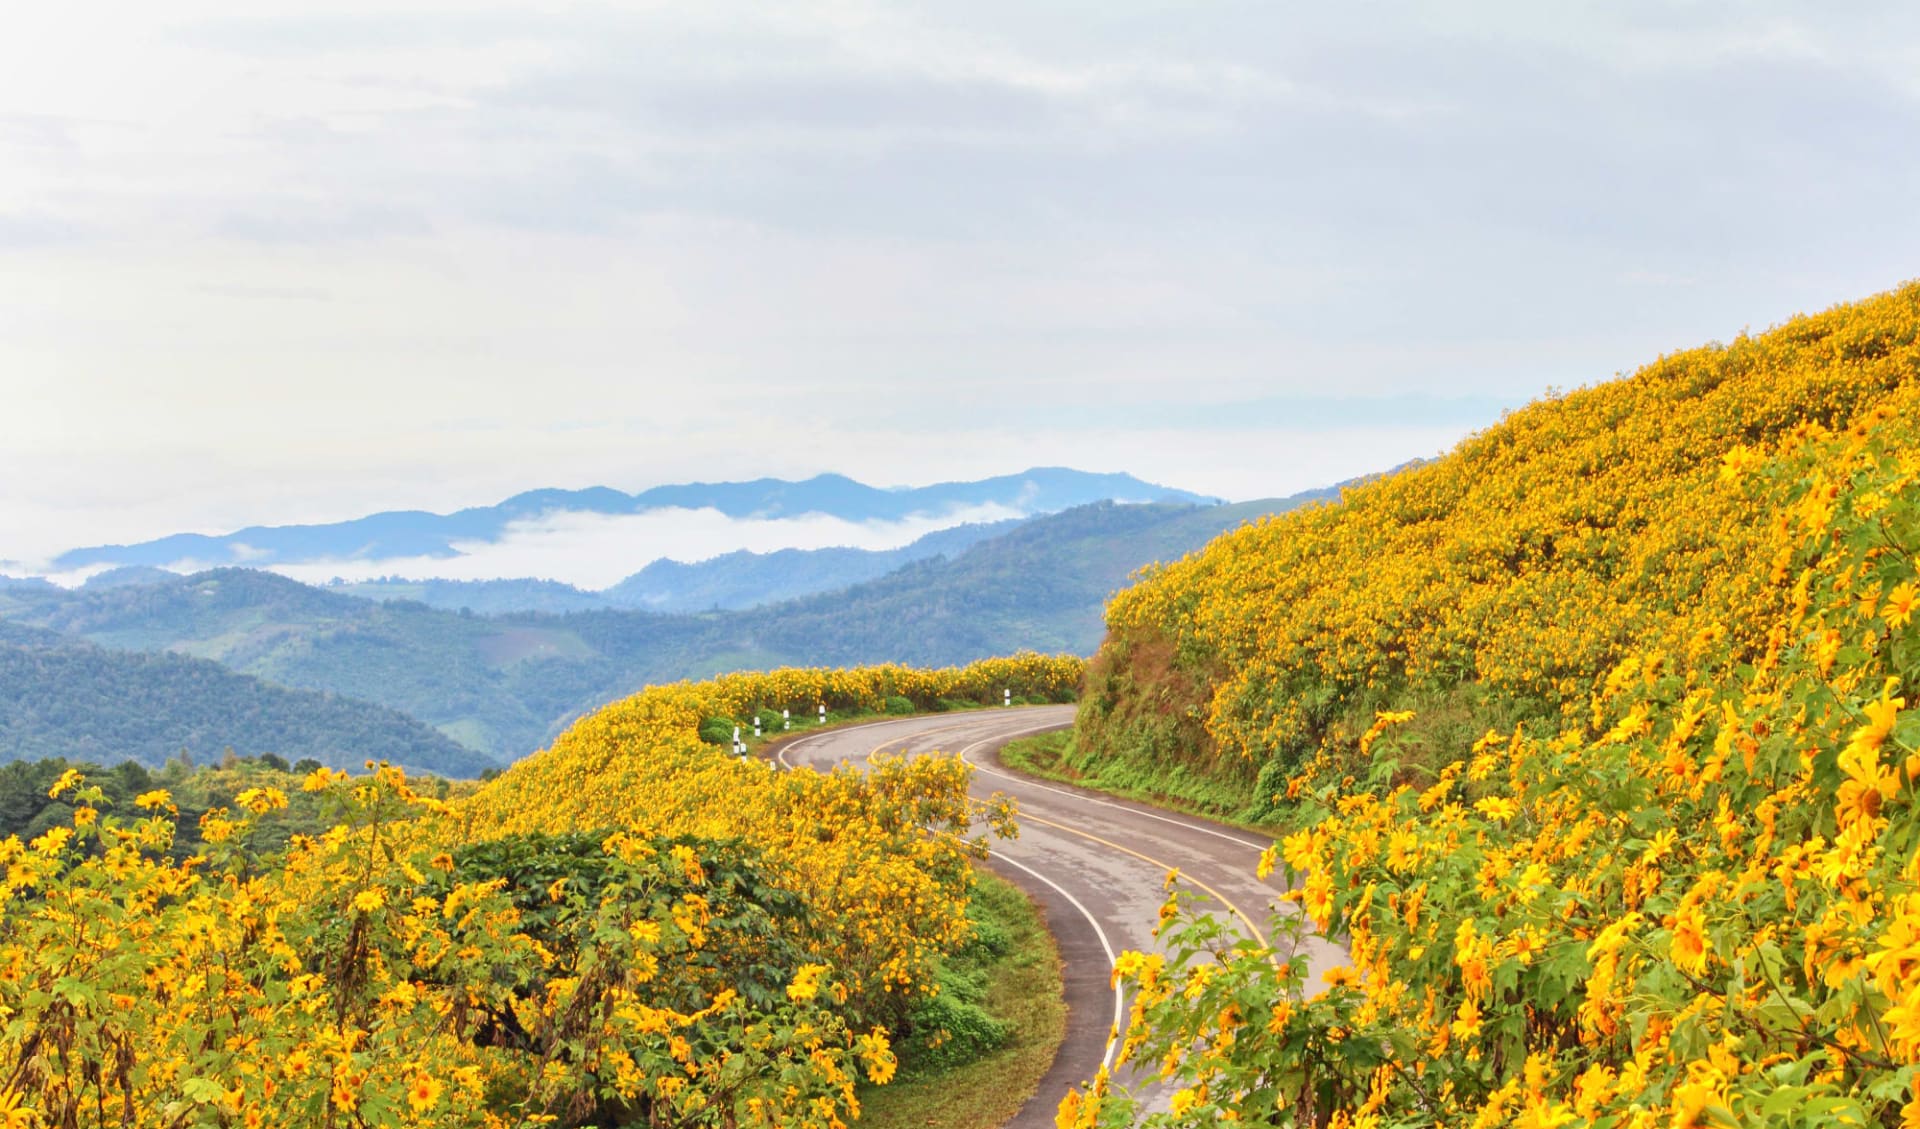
0;654;1080;1128
1066;284;1920;1125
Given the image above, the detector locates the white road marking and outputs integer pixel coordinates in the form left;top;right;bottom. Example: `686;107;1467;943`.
954;719;1272;853
989;850;1127;1072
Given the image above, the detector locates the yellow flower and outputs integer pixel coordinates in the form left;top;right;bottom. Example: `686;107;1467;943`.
1668;1062;1731;1129
406;1072;443;1113
1718;444;1764;481
1450;997;1483;1041
30;827;71;856
1842;693;1905;767
1301;869;1335;931
857;1028;897;1085
235;787;288;814
352;888;385;913
1886;580;1918;628
0;1090;38;1129
1474;796;1518;822
1669;905;1709;976
786;963;828;1002
1322;964;1361;989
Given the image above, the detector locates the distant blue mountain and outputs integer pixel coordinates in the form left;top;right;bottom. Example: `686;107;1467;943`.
329;517;1028;615
52;468;1218;572
599;518;1024;612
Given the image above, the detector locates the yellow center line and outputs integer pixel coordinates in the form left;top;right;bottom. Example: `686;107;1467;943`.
1017;811;1273;952
896;719;1282;962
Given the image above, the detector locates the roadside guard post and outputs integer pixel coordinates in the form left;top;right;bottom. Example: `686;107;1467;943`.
783;708;790;731
1004;688;1011;707
818;703;826;725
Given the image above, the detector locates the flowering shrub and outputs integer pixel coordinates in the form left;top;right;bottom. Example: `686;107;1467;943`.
459;655;1072;1022
1083;284;1920;803
1066;286;1920;1126
0;654;1078;1126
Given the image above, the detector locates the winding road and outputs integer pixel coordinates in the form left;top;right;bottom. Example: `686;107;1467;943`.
772;706;1346;1128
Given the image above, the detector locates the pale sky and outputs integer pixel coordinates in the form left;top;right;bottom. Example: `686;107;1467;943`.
4;2;1918;570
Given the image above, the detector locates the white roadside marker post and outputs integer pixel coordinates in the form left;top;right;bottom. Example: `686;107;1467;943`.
818;703;826;726
732;725;742;756
1004;688;1011;708
753;717;762;739
783;708;790;731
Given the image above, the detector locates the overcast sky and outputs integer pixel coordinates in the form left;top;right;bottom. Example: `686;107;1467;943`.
4;2;1917;569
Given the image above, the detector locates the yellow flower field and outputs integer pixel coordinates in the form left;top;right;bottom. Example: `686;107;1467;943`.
0;654;1081;1127
1070;284;1920;1126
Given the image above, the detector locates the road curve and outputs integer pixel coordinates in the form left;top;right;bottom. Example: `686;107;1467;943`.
771;706;1346;1128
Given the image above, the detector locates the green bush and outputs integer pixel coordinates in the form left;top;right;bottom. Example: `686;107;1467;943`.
696;717;735;746
962;915;1009;960
897;965;1010;1072
882;695;915;716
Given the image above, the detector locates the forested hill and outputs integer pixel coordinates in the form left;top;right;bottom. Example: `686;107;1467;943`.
0;621;494;776
716;498;1328;666
597;518;1025;612
0;492;1335;762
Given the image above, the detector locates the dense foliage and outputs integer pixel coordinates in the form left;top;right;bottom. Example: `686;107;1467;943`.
0;655;1080;1126
0;753;465;854
463;655;1082;1023
0;623;491;776
1064;284;1920;1126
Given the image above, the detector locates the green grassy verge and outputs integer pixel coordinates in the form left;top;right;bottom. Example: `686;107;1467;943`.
859;868;1067;1129
1000;730;1284;836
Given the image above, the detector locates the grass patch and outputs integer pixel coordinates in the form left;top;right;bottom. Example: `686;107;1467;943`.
858;868;1067;1129
1001;731;1284;836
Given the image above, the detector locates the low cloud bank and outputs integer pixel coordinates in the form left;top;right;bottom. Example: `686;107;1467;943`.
253;503;1025;591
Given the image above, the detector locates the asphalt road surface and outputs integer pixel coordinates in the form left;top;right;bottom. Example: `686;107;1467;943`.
772;706;1346;1128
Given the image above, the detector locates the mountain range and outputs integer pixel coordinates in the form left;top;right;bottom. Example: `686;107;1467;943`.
324;518;1025;614
49;468;1217;574
0;487;1338;767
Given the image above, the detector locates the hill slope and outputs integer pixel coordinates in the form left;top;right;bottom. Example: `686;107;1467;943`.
1076;284;1920;809
599;518;1024;612
1066;283;1920;1127
726;498;1332;666
0;621;492;775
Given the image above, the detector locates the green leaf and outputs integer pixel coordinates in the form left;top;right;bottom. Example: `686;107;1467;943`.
180;1077;226;1104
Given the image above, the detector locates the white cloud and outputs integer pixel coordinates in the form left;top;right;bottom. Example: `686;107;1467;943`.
2;1;1917;570
260;503;1027;590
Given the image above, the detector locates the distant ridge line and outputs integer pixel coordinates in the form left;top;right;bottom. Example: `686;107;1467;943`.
48;467;1221;575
